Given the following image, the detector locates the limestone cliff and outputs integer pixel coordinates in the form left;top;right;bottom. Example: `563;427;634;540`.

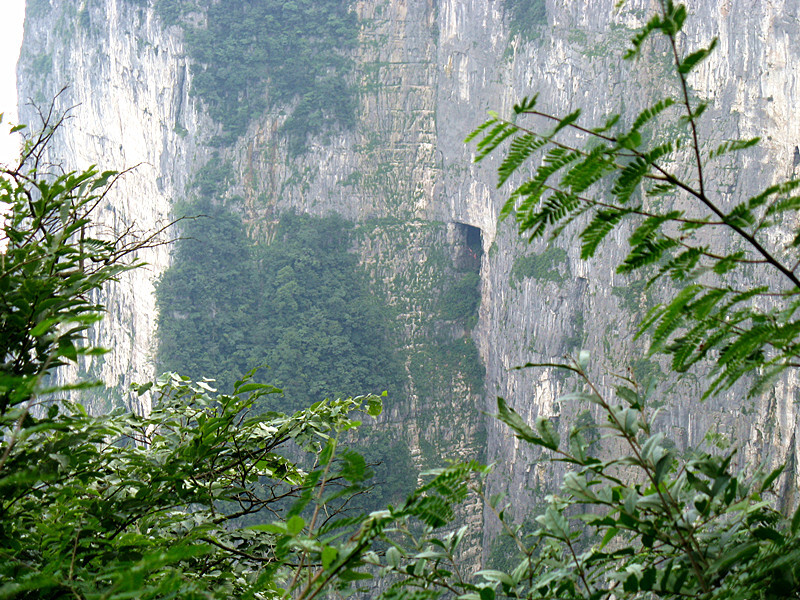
18;0;800;557
18;0;212;413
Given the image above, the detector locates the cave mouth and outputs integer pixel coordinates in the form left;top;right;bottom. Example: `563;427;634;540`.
453;222;483;272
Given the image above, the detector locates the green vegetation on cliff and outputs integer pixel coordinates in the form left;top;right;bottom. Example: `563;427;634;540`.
510;246;570;287
156;201;419;510
155;0;358;151
440;272;481;321
505;0;547;41
156;206;404;413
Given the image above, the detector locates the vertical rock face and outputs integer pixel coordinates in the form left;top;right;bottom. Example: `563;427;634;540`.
17;0;800;554
18;0;211;412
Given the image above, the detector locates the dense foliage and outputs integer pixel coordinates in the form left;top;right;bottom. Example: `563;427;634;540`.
3;372;388;598
375;372;800;600
156;205;405;414
440;272;481;322
505;0;548;42
155;0;359;151
0;101;169;415
509;247;569;287
155;190;415;509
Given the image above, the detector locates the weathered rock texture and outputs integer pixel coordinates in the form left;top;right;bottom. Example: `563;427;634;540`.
18;0;214;412
18;0;800;557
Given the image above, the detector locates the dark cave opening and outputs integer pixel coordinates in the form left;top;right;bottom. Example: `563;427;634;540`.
464;223;482;254
453;222;483;272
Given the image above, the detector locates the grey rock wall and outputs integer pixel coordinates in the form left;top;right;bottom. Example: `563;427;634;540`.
18;0;213;413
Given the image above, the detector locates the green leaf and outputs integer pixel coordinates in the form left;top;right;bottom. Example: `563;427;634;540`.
465;117;498;143
654;453;673;485
89;169;119;191
497;134;547;186
29;317;61;337
386;546;401;568
536;506;571;540
338;569;373;582
624;14;664;59
236;382;281;394
494;396;538;444
287;515;305;535
479;587;496;600
752;526;784;544
512;95;538;114
592;112;620;133
677;38;717;74
535;416;560;450
133;382;153;396
580;209;630;259
551;109;582;135
629;98;676;132
599;527;618;549
760;464;785;492
709;541;759;576
709;137;760;159
321;545;338;569
476;570;515;588
475;121;519;162
366;395;383;416
611;156;649;200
